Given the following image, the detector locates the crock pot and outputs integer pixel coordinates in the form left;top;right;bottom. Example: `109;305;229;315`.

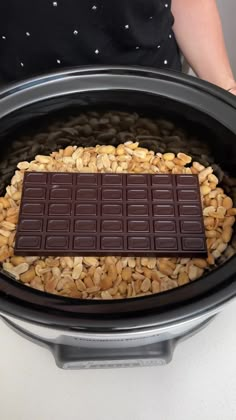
0;66;236;369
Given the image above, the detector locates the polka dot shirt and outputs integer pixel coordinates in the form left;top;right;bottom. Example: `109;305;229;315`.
0;0;181;82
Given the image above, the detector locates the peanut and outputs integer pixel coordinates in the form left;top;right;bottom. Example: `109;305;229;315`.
116;144;125;156
12;191;22;201
203;206;216;217
133;147;148;159
116;260;123;275
223;216;235;228
192;259;208;269
177;152;192;164
122;267;132;281
206;230;218;238
151;271;160;282
163;153;175;161
35;155;52;164
0;198;10;208
93;267;102;285
223;197;233;210
72;264;83;280
141;277;151;293
143;267;152;279
52;267;61;280
158;261;174;276
83;257;98;267
98;145;115;154
63;146;75;157
17;161;30;170
132;273;145;281
204;217;215;228
0;235;8;246
30;276;44;291
14;263;29;276
101;291;113;299
217;242;228;254
200;185;211;196
72;147;83;160
208;174;219;184
45;276;59;293
107;264;117;282
20;268;36;283
178;272;189;286
100;275;113;290
192;162;205;172
87;286;100;294
151;280;160;293
1;221;16;231
173;157;186;167
222;226;233;243
119;281;127;295
212;249;221;259
207;254;215;265
147;258;156;270
227;208;236;216
198;167;213;183
84;276;94;288
0;229;10;238
8;232;16;247
141;257;149;267
127;257;136;268
11;256;26;266
188;265;201;281
76;279;86;292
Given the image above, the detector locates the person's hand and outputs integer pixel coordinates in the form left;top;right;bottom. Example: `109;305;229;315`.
228;84;236;95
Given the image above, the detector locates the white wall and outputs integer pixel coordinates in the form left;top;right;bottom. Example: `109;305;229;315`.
217;0;236;77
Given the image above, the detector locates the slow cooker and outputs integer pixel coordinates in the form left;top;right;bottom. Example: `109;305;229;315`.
0;66;236;369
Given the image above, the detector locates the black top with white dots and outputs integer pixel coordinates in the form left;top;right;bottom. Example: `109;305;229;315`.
0;0;181;82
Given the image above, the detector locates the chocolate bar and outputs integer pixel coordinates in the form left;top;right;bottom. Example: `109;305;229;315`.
14;172;207;257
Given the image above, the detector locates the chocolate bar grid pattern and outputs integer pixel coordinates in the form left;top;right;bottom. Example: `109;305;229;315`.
15;172;207;257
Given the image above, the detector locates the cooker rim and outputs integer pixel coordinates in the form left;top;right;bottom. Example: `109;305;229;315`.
0;65;236;331
1;64;236;104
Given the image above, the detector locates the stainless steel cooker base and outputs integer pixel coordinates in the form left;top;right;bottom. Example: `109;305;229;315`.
1;315;214;369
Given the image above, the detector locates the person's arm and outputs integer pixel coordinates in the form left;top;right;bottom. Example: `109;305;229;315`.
172;0;236;94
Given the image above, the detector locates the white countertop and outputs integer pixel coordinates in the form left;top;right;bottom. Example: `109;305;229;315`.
0;300;236;420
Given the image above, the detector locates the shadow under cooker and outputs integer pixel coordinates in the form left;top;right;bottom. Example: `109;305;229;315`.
0;67;235;368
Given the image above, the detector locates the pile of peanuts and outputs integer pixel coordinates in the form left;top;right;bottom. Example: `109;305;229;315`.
0;141;235;299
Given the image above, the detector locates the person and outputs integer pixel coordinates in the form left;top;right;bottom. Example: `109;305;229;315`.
0;0;236;95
